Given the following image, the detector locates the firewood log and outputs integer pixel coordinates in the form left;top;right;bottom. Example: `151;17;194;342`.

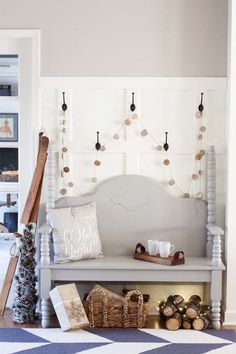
188;295;201;304
192;315;209;330
185;295;201;319
165;313;182;330
182;317;192;329
173;295;185;306
173;295;185;313
160;296;176;317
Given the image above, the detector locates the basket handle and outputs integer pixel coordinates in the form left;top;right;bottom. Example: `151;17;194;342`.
123;289;144;328
87;288;109;327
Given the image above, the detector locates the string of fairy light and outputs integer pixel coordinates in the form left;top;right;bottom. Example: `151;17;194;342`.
58;91;206;198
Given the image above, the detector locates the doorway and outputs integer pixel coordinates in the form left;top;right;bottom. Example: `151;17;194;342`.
0;30;40;306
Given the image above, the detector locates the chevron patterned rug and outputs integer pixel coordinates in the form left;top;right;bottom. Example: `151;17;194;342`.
0;328;235;354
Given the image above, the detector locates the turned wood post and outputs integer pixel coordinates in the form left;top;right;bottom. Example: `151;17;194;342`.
39;223;52;265
39;144;56;265
207;145;216;258
46;144;56;210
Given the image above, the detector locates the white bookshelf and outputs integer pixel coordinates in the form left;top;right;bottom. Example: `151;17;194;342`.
0;96;19;102
0;55;19;236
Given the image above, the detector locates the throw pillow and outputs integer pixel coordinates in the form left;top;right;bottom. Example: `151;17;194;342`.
47;202;102;263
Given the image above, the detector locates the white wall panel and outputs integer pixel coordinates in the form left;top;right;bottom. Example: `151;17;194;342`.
40;77;227;312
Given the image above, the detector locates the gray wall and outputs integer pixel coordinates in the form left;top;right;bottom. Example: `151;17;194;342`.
0;0;228;77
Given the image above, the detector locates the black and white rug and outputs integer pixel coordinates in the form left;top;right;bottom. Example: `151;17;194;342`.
0;328;235;354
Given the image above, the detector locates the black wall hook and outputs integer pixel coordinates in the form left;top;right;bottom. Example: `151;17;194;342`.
130;92;136;112
163;132;169;151
95;131;101;151
62;92;67;111
198;93;204;112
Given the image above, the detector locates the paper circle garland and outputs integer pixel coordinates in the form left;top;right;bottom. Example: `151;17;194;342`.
195;154;202;160
63;167;70;173
163;159;170;166
195;111;202;118
125;118;132;126
141;129;148;137
113;133;120;140
183;193;190;198
195;192;204;199
200;149;205;156
59;92;207;201
132;113;138;120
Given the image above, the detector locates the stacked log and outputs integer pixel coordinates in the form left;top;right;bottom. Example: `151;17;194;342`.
159;294;211;331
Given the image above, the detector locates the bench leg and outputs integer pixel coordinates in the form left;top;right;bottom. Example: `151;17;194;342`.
40;269;51;328
41;298;51;328
211;271;222;329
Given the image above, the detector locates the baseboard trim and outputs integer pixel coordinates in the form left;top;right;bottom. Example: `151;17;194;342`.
223;310;236;325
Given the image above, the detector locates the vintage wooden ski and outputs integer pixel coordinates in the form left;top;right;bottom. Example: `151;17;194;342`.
0;256;18;315
21;135;49;224
0;133;49;315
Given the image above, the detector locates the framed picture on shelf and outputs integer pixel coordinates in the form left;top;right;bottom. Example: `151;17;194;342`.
0;113;18;142
0;148;18;182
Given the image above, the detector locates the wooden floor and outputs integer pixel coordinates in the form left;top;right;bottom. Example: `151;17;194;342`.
0;309;235;330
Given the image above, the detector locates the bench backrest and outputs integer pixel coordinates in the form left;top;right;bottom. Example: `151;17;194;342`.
54;174;207;257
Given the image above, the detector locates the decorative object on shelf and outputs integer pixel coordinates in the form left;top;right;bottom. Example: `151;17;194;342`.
83;284;149;328
163;132;169;151
58;91;207;199
50;283;89;331
133;243;185;266
12;224;38;323
158;294;211;331
0;84;11;96
0;148;18;182
0;113;18;142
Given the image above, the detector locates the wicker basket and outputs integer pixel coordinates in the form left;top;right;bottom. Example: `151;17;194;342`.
83;288;149;328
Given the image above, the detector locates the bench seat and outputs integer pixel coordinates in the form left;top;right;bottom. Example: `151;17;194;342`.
38;255;225;272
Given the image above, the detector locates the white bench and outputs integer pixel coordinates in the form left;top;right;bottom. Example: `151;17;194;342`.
38;145;225;329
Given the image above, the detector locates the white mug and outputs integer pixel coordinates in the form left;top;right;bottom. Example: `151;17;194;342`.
147;240;159;256
159;241;175;258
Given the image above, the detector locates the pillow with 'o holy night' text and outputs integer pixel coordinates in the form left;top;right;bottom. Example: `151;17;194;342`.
47;202;102;263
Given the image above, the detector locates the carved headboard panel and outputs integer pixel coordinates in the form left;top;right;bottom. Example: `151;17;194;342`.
55;175;207;257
